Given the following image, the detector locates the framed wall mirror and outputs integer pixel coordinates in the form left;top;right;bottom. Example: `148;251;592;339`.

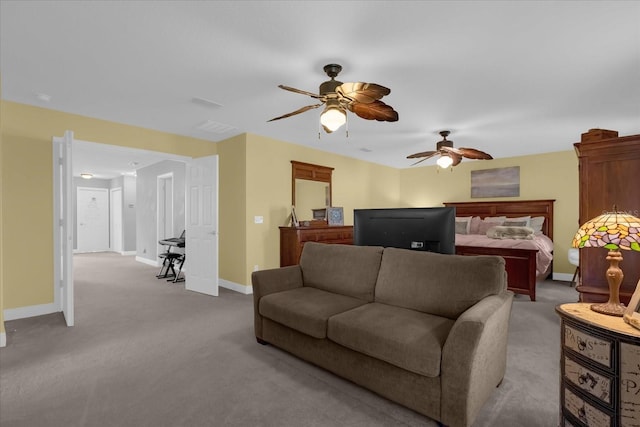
291;161;333;224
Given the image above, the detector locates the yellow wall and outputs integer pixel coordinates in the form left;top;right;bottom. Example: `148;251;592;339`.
217;134;247;285
1;99;581;325
399;150;580;275
243;133;400;286
0;101;216;312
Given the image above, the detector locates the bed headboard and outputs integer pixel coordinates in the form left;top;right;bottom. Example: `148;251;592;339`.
443;199;555;240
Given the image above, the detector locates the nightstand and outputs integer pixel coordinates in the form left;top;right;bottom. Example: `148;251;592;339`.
556;303;640;426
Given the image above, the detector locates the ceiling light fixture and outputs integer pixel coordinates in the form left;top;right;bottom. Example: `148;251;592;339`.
80;173;93;179
320;99;347;132
436;155;454;169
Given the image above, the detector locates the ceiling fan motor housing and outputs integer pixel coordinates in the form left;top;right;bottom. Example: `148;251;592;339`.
319;79;343;96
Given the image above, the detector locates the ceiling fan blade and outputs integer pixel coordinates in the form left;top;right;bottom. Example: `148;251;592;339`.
347;100;398;122
406;150;438;159
450;152;463;166
278;85;324;100
336;82;391;104
458;147;493;160
410;156;433;166
267;103;323;122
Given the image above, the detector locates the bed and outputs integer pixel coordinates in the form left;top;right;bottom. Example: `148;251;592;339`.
443;199;555;301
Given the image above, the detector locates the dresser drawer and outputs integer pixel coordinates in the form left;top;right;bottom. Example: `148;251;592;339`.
564;355;613;407
563;322;614;370
298;229;353;243
563;386;612;427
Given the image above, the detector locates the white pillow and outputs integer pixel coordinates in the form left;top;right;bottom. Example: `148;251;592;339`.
455;216;472;234
530;216;545;233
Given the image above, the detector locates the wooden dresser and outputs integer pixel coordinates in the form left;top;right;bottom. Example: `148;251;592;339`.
279;225;353;266
556;303;640;426
574;130;640;304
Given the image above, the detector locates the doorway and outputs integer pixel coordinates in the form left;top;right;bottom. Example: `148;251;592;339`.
77;187;110;252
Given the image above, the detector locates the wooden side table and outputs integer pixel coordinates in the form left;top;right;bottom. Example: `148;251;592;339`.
556;303;640;426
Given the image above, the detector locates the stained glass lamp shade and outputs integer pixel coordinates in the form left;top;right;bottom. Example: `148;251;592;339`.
572;210;640;316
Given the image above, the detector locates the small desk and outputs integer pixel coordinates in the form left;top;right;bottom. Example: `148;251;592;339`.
157;237;186;282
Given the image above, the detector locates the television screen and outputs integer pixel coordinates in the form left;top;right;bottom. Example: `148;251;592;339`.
353;207;456;254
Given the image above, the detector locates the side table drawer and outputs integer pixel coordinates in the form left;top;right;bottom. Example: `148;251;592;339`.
564;355;613;407
563;323;613;369
563;386;612;427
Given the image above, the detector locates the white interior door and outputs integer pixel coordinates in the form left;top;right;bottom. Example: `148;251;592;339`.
110;187;123;253
53;130;74;327
77;187;109;252
186;155;218;296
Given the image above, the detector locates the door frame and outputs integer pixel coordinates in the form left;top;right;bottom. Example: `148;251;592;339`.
156;172;174;261
110;187;123;253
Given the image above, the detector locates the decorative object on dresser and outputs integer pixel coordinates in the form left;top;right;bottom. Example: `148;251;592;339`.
574;130;640;305
572;208;640;316
443;199;555;301
556;303;640;426
624;279;640;331
326;206;344;226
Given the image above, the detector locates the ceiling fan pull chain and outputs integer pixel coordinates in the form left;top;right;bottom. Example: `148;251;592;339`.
346;113;349;138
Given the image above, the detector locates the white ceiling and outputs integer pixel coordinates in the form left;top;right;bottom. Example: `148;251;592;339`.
1;1;639;174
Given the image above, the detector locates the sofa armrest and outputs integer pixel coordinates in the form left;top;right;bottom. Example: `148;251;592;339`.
440;291;514;427
251;265;304;340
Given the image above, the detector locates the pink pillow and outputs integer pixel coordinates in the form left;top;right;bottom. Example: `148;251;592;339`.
479;220;503;234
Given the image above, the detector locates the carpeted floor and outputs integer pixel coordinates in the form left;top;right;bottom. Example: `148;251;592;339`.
0;252;578;426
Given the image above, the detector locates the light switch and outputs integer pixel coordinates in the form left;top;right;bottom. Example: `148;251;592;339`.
254;216;264;224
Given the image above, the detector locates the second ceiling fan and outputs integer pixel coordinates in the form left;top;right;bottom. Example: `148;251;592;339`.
268;64;398;134
407;130;493;168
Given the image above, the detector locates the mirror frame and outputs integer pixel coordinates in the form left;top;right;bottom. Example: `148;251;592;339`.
291;160;333;210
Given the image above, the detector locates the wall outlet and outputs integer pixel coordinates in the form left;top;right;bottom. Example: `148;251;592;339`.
253;265;259;271
254;216;264;224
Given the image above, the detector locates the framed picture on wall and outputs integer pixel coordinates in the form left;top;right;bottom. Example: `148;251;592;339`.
327;207;344;226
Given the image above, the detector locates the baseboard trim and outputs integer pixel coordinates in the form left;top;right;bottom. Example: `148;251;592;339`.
219;279;252;295
0;331;6;347
121;251;136;256
4;302;58;321
553;272;573;282
136;256;159;267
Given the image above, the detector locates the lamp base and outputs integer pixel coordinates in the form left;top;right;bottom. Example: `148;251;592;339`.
590;302;626;317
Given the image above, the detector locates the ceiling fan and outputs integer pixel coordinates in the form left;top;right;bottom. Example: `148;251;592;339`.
268;64;398;134
406;130;493;168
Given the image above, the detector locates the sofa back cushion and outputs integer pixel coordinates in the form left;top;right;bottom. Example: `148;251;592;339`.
300;242;383;302
375;247;506;319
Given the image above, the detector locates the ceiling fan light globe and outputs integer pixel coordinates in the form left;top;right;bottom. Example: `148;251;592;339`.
437;155;454;168
320;107;346;132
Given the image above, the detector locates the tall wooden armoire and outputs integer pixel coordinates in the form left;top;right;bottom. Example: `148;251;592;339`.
574;129;640;304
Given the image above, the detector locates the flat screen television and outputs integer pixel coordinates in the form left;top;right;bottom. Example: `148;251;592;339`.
353;207;456;254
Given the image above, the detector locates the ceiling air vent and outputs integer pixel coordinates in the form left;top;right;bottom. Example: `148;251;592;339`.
195;120;237;134
191;97;223;109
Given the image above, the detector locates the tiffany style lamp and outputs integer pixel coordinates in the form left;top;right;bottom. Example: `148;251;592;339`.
572;208;640;316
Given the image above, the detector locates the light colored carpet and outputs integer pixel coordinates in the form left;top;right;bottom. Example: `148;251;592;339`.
0;252;578;426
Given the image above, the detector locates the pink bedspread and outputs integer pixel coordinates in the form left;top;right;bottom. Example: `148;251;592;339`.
455;233;554;278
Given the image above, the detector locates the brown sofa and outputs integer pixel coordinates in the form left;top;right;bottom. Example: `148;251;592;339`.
251;242;513;427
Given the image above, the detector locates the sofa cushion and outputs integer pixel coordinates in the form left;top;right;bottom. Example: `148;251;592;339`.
375;247;506;319
299;242;383;302
259;287;366;339
328;302;454;377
